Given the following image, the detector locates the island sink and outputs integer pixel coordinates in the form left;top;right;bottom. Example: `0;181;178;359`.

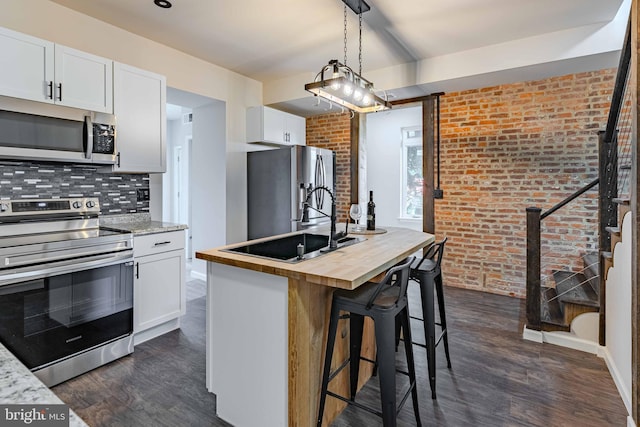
224;232;364;262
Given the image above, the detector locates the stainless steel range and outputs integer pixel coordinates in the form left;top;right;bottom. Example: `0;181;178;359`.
0;197;134;386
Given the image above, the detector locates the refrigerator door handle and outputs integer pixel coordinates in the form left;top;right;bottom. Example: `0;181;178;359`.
315;154;325;209
321;156;327;208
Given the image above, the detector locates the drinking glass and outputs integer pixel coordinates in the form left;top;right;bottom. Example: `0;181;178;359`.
349;204;362;231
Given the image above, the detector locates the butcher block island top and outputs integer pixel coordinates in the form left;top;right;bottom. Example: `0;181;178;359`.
196;226;434;290
196;226;434;427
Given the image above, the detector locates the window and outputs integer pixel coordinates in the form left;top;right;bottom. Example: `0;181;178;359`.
401;127;423;219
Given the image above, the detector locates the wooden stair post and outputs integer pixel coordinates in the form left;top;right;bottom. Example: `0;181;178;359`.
526;207;542;331
599;129;618;346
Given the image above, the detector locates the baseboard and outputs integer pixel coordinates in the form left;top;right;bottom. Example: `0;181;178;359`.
133;318;181;346
541;330;600;354
601;347;633;419
190;270;206;281
522;326;599;354
522;326;543;343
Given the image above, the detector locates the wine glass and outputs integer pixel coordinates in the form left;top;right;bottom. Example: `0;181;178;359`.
349;204;362;231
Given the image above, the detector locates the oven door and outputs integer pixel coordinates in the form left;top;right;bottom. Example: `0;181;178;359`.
0;251;133;370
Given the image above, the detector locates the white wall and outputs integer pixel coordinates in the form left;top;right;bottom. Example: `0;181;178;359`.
366;106;423;232
191;102;227;277
604;211;632;418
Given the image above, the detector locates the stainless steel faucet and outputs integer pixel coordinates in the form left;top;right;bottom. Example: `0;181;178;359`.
304;186;345;249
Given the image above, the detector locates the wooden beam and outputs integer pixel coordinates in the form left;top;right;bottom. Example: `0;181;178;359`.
391;92;444;107
350;112;360;204
423;99;435;235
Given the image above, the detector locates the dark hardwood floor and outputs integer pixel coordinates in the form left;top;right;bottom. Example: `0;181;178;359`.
53;280;627;427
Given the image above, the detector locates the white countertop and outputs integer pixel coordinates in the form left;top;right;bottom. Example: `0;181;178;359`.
0;343;88;426
101;213;188;236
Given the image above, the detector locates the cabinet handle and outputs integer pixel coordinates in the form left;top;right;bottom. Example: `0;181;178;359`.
57;83;62;101
135;262;139;279
47;81;53;99
154;241;171;246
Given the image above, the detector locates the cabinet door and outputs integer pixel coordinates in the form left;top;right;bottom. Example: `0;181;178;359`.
113;62;166;173
262;106;286;143
134;250;185;333
285;113;306;146
54;45;112;112
0;27;54;103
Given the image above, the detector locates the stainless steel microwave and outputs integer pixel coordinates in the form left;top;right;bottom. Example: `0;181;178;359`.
0;97;117;165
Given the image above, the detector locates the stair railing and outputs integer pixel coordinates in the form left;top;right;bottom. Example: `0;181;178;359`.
526;179;600;330
526;18;632;335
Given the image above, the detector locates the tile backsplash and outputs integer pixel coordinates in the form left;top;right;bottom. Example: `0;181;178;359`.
0;160;150;215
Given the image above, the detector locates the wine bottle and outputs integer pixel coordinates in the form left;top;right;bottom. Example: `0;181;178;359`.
366;191;376;230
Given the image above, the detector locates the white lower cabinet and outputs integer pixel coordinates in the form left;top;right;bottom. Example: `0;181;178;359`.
133;230;186;345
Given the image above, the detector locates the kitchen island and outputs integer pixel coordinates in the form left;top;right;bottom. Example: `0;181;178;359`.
196;226;434;427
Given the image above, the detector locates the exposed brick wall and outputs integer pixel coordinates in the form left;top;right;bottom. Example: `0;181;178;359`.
305;69;616;298
437;69;615;297
306;112;352;223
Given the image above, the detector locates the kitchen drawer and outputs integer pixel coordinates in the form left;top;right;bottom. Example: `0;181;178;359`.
134;230;185;257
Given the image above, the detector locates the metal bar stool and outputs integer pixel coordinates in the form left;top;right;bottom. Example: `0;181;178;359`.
409;237;451;399
317;257;421;427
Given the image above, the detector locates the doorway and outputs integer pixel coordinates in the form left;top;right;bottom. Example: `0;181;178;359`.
163;104;193;262
161;87;226;282
172;136;193;257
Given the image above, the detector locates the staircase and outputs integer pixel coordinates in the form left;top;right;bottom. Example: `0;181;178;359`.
538;197;630;334
525;20;632;343
540;253;599;332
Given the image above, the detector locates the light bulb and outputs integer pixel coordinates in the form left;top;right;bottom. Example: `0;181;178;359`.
330;72;341;91
362;93;371;105
343;84;353;96
353;88;363;101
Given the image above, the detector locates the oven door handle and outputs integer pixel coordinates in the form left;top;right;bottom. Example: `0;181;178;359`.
0;251;133;288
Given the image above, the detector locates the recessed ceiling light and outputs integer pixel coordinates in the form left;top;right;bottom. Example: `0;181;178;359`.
154;0;172;8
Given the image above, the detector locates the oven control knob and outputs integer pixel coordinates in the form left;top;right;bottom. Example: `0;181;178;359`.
72;201;82;209
86;200;96;209
0;203;8;213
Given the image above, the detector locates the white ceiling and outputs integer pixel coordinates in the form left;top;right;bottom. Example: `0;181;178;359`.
51;0;627;114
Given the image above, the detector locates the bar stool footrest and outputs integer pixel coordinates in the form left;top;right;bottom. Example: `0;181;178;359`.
328;355;381;382
325;380;418;421
327;358;350;383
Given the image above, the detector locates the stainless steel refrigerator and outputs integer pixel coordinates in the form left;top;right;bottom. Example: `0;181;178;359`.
247;146;336;240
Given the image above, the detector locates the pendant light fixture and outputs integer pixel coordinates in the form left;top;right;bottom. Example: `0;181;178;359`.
305;0;391;114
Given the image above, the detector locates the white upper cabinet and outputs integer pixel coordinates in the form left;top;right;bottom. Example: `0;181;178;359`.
54;45;113;113
247;106;306;146
0;27;112;113
0;27;54;102
113;62;166;173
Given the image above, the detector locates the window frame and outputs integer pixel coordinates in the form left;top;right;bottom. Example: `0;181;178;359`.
400;126;423;220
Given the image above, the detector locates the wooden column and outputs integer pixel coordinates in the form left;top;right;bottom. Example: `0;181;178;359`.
633;0;639;423
350;112;360;204
599;130;617;346
526;207;542;331
423;99;436;235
